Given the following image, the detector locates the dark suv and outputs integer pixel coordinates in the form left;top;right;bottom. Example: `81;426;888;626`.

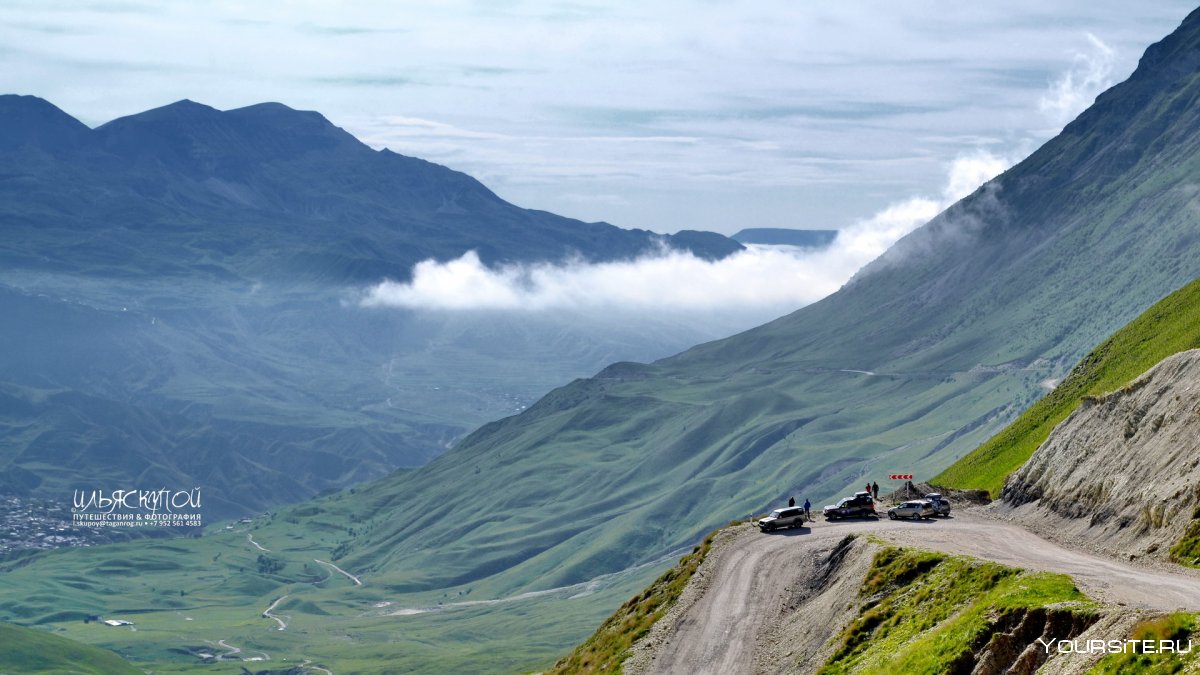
924;493;952;517
822;491;877;520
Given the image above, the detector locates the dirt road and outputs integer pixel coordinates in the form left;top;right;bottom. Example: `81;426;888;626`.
263;594;289;630
874;514;1200;609
634;511;1200;674
314;559;362;586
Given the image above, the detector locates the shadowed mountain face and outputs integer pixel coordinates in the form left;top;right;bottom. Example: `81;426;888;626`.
0;97;742;518
0;95;739;281
284;7;1200;594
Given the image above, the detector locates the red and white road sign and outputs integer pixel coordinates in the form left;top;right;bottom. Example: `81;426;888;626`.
889;473;913;480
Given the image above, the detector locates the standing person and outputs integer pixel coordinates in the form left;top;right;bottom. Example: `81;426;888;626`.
872;481;879;500
803;498;811;518
865;482;871;495
788;496;795;507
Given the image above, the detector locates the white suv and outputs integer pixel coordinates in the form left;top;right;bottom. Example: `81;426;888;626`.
757;506;808;531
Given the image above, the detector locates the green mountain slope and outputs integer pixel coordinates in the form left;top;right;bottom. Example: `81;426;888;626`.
0;622;140;675
935;277;1200;496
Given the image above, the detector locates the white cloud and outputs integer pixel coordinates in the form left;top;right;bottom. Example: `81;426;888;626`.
361;150;1008;315
363;246;839;312
1038;33;1116;128
370;115;507;140
943;152;1010;203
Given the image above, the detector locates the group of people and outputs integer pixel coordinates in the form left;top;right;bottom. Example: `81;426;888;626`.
786;495;811;516
864;481;879;500
784;480;881;518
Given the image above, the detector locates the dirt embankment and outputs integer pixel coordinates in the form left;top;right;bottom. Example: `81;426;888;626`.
880;480;990;505
995;349;1200;563
624;530;874;675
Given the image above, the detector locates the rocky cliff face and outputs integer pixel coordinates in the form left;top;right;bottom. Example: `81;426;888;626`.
999;349;1200;561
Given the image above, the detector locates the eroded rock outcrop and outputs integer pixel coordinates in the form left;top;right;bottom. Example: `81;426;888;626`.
998;349;1200;561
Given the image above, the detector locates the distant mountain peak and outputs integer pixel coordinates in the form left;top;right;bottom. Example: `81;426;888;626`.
165;98;213;109
224;101;348;139
0;94;90;152
1137;5;1200;75
232;101;294;112
89;97;364;173
228;101;324;120
129;98;223;121
0;94;742;278
0;93;63;111
97;98;330;132
1061;6;1200;143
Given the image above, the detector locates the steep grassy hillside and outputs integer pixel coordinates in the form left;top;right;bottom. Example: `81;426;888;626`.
935;276;1200;496
551;528;721;674
0;622;141;674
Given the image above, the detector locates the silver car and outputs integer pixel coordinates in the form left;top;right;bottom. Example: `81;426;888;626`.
888;500;935;520
758;506;807;531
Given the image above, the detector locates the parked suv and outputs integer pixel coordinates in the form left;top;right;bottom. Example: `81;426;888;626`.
924;493;952;517
888;500;935;520
758;506;808;531
822;491;876;520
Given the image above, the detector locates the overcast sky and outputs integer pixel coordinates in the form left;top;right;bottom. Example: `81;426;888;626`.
0;1;1194;235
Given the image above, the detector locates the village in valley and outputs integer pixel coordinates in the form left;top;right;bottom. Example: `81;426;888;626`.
0;495;119;557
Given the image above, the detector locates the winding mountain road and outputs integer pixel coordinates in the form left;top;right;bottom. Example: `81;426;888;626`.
300;659;333;674
263;594;289;630
314;559;362;586
205;638;270;663
639;510;1200;674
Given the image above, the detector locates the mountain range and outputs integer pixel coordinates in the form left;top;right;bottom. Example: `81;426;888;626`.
0;96;742;517
731;227;838;248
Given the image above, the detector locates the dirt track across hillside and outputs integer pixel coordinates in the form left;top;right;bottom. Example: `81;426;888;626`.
630;510;1200;675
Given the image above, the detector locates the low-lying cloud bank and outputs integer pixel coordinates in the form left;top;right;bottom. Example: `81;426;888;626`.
361;152;1010;315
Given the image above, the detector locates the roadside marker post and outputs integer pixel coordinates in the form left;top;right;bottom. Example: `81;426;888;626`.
889;474;914;500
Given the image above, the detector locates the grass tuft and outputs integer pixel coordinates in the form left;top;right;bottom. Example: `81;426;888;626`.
1090;613;1198;674
1170;517;1200;568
